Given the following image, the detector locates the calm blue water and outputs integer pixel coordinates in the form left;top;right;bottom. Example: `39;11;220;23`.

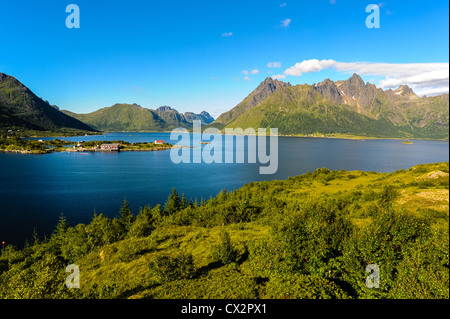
0;133;448;246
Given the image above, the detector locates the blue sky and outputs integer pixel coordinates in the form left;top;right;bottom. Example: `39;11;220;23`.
0;0;448;118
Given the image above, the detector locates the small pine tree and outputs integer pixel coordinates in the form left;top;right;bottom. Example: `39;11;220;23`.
128;206;156;238
31;228;40;246
54;214;69;238
211;229;238;265
50;214;69;255
118;199;134;231
181;194;188;210
164;188;182;215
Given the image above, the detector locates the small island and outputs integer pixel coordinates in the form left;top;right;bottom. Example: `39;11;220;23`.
0;137;174;154
402;140;414;144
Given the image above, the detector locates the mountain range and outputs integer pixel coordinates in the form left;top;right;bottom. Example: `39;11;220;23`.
61;104;214;132
0;71;448;139
210;74;449;139
0;72;213;134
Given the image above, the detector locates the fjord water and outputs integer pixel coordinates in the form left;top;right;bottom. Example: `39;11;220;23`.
0;132;448;246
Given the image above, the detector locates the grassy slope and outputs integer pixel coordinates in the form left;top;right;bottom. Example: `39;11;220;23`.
0;162;447;299
70;162;449;299
62;104;167;132
0;74;96;133
224;85;449;140
62;105;214;133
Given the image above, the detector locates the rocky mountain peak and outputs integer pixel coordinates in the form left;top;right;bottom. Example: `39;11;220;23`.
394;85;417;98
213;77;292;124
349;73;365;85
313;79;342;105
335;73;367;105
156;106;174;112
258;77;291;91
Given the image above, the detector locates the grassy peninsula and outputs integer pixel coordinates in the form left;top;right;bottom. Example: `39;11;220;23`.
0;162;448;299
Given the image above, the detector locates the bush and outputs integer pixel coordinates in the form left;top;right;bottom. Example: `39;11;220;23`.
114;240;148;263
341;208;433;297
264;273;350;299
149;253;196;282
378;185;400;207
210;230;239;265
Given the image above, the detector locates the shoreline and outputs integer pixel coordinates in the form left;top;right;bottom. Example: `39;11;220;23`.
10;131;450;144
0;145;184;155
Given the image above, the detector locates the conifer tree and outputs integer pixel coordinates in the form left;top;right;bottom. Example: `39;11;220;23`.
181;193;188;210
164;188;182;215
118;199;134;231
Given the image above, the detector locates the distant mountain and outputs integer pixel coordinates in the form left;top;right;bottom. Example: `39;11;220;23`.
0;73;96;133
217;74;449;139
62;104;214;132
212;77;292;128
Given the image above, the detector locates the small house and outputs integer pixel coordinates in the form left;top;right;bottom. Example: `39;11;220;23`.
100;143;120;151
154;140;165;145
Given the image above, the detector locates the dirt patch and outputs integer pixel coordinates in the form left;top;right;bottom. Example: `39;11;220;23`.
426;171;449;179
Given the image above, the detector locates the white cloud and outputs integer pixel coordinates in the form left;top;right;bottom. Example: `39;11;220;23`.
272;74;286;80
241;69;259;80
282;59;449;96
221;32;233;37
267;62;282;68
281;18;291;27
414;87;449;97
284;59;335;76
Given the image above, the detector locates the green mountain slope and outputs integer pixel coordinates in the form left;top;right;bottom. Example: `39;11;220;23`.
0;73;96;133
212;77;292;128
0;162;448;299
220;74;449;139
62;104;214;132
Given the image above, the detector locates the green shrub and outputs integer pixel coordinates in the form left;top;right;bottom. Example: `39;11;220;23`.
210;230;239;265
149;253;196;282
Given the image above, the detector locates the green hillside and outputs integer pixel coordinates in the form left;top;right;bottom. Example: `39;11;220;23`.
217;75;449;140
63;104;166;132
213;77;292;125
227;85;413;138
1;162;448;299
0;73;96;134
62;104;214;132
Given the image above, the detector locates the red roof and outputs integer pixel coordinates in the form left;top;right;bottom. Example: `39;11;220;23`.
155;140;164;143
